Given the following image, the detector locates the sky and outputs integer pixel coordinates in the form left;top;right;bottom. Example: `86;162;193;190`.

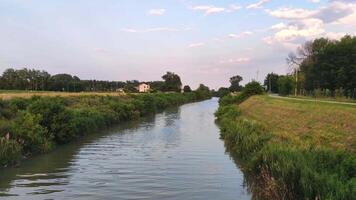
0;0;356;89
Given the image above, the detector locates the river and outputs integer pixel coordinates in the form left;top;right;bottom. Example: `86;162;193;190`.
0;98;250;200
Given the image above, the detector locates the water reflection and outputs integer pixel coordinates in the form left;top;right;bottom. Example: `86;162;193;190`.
0;99;251;200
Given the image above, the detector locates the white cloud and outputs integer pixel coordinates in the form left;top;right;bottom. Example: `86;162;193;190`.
265;0;356;45
309;0;320;3
266;8;314;19
247;0;272;9
266;1;355;23
220;57;251;64
228;31;253;39
191;5;225;15
270;23;288;30
148;9;166;16
274;19;325;42
227;4;242;12
188;42;205;48
121;27;191;33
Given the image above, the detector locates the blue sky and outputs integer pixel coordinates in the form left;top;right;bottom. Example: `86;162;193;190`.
0;0;355;89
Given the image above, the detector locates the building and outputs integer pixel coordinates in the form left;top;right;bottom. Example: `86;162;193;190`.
137;83;150;93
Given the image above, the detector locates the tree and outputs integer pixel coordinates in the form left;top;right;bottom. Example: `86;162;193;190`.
162;72;182;92
195;84;211;99
278;75;294;96
216;87;230;97
229;75;243;92
243;81;264;96
264;73;279;93
183;85;192;93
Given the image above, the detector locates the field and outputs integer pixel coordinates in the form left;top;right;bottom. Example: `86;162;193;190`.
0;90;125;100
216;94;356;199
239;95;356;152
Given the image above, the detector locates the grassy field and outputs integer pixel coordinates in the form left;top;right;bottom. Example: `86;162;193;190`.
239;95;356;152
0;90;126;100
216;94;356;199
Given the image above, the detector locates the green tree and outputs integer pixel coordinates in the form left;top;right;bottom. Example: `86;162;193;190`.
229;75;243;92
162;72;182;92
183;85;192;92
278;75;294;96
264;73;279;93
217;87;230;97
195;84;211;99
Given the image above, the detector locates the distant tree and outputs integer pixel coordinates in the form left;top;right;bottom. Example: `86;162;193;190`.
195;84;211;99
217;87;230;97
183;85;192;93
243;81;264;96
148;81;165;92
162;72;182;92
264;73;279;93
229;75;243;92
278;75;294;96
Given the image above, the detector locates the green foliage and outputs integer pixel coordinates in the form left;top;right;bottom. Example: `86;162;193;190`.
0;139;22;167
12;112;52;154
292;36;356;98
194;84;212;100
264;73;279;93
243;81;264;96
183;85;192;93
219;81;264;106
278;75;294;96
162;72;182;92
215;87;230;97
229;75;243;92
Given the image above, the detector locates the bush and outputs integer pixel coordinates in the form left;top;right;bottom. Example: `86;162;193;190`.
12;112;52;154
0;139;22;167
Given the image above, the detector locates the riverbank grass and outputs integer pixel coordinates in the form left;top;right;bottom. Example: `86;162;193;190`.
216;94;356;199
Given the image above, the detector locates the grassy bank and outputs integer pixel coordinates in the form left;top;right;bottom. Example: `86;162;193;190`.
1;92;211;167
216;95;356;200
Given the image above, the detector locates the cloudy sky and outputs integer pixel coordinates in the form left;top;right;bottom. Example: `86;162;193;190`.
0;0;355;89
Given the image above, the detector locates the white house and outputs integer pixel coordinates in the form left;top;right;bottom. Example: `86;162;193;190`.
137;83;150;93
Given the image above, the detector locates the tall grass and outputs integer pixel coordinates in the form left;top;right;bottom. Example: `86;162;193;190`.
215;95;356;200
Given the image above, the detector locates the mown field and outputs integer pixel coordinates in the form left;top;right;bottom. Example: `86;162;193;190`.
216;94;356;200
240;95;356;152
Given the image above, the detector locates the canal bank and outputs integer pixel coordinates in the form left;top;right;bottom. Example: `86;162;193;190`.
0;98;251;200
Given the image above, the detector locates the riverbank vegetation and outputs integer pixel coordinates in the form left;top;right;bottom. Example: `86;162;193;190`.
263;35;356;100
0;91;211;168
216;93;356;199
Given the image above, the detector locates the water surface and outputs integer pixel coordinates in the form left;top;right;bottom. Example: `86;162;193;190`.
0;98;250;200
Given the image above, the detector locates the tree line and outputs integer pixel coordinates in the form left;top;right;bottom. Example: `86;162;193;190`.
0;68;197;93
264;35;356;98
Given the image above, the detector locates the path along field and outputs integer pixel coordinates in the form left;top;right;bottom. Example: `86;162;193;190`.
240;95;356;153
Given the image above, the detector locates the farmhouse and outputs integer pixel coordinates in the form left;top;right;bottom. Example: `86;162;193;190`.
137;83;150;93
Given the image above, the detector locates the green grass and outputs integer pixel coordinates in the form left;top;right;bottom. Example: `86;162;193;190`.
216;95;356;200
240;95;356;152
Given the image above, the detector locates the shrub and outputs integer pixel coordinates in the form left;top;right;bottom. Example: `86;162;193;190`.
12;112;52;154
0;139;22;167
